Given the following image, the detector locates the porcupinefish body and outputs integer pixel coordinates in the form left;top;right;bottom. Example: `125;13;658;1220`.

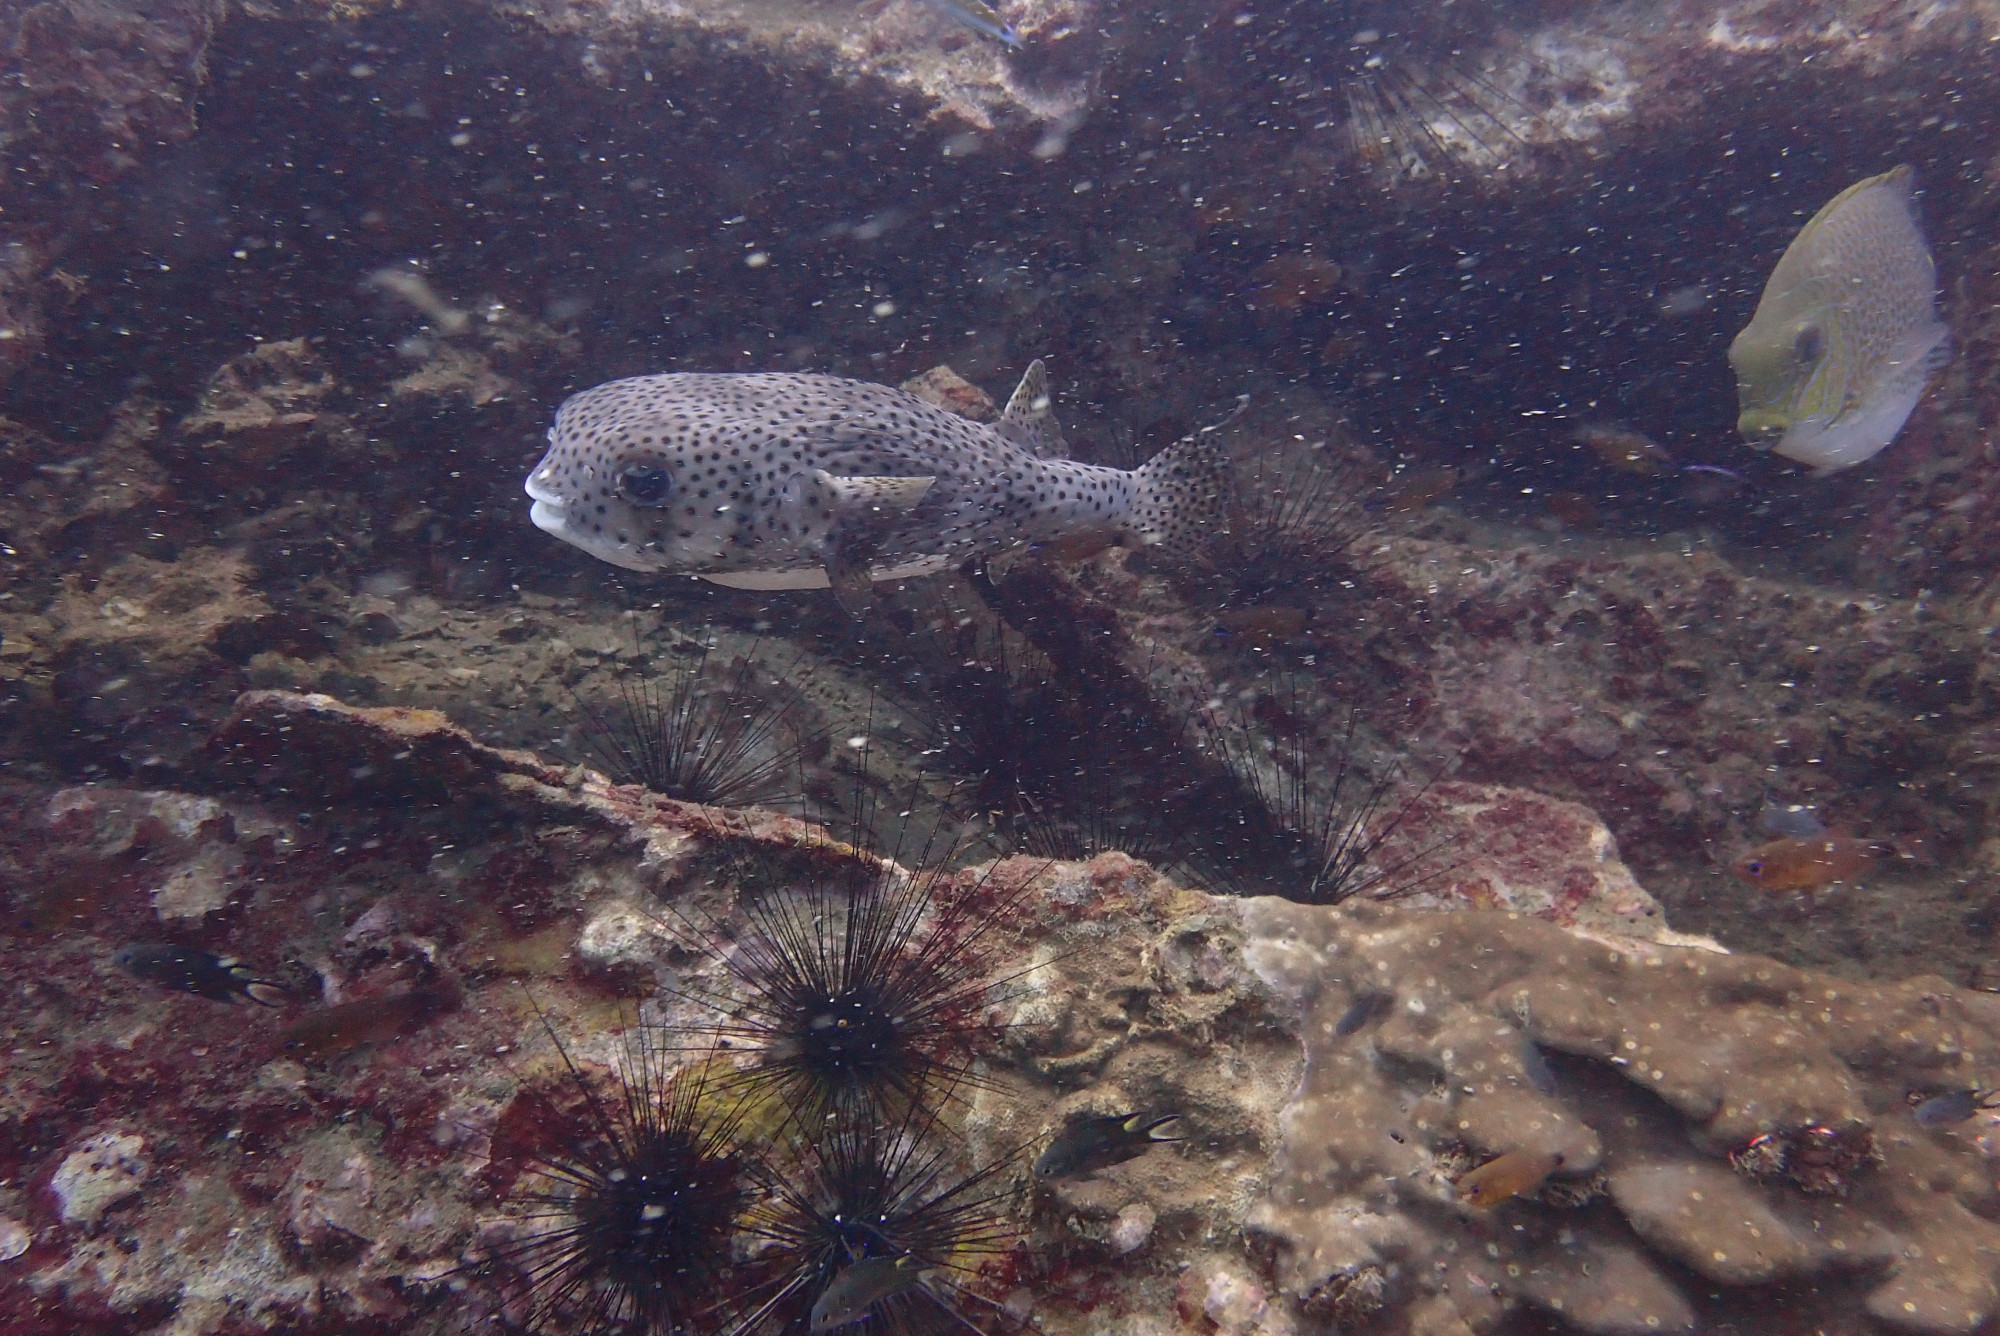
523;361;1230;613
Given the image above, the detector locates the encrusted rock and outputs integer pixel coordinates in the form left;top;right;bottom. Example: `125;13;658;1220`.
573;898;674;988
1513;1241;1695;1335
282;1135;379;1265
148;841;246;920
1376;781;1675;933
1107;1202;1154;1255
48;1130;149;1227
1607;1159;1814;1284
173;338;343;468
901;365;1000;422
0;1214;30;1261
9;693;2000;1333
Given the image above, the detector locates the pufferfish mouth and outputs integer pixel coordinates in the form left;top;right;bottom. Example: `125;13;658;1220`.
529;498;568;537
524;466;565;507
525;468;570;537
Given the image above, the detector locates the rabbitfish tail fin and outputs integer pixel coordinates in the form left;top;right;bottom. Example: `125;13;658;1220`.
1125;403;1240;558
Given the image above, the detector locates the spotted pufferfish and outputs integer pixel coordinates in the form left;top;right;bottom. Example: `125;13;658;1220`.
523;361;1232;612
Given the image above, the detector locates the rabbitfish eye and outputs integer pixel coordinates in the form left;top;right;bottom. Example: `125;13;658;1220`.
618;464;672;506
1792;324;1823;366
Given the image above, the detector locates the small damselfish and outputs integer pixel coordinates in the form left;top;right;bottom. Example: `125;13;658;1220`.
112;943;288;1006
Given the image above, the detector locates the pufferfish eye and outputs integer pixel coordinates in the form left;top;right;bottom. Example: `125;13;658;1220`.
1792;324;1824;367
617;464;672;507
1744;860;1765;877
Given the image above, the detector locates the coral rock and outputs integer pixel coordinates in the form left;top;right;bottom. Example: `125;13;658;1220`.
173;338;343;468
48;1130;148;1227
1242;898;2000;1332
1861;1195;2000;1335
10;691;2000;1333
1513;1241;1695;1335
1607;1159;1814;1284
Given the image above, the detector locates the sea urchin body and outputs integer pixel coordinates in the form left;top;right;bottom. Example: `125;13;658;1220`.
668;844;1028;1129
733;1100;1022;1336
484;1018;755;1335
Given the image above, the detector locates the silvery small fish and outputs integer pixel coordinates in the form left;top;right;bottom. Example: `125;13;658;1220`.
1758;800;1826;841
922;0;1022;48
1911;1088;2000;1129
1333;989;1395;1038
1729;165;1948;474
1518;1038;1556;1096
113;943;288;1005
524;361;1231;614
810;1255;926;1333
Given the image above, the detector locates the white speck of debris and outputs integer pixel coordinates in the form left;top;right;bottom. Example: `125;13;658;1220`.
50;1130;149;1226
871;301;896;318
745;252;770;268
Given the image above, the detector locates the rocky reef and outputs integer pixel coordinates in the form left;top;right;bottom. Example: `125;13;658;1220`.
5;694;2000;1334
2;0;1997;979
7;339;2000;979
4;0;2000;1331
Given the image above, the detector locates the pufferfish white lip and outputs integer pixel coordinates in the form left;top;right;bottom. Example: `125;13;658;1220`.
524;467;564;506
525;467;567;536
528;498;567;537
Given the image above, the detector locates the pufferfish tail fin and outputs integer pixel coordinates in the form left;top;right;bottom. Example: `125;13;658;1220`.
1124;395;1245;559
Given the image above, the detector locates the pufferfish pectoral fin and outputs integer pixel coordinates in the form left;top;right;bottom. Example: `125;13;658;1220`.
996;359;1067;459
806;469;937;618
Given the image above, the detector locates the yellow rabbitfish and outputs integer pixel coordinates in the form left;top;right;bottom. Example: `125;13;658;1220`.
1728;165;1947;474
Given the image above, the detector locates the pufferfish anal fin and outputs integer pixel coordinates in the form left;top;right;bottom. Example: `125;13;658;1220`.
996;359;1067;459
809;469;936;617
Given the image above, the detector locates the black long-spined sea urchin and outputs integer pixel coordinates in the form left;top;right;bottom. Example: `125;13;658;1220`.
1179;689;1455;905
482;1015;755;1335
665;840;1032;1129
569;626;822;809
1220;438;1369;586
732;1099;1023;1336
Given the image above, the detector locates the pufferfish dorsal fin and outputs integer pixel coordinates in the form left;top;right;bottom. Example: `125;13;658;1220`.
997;359;1067;459
809;469;936;617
